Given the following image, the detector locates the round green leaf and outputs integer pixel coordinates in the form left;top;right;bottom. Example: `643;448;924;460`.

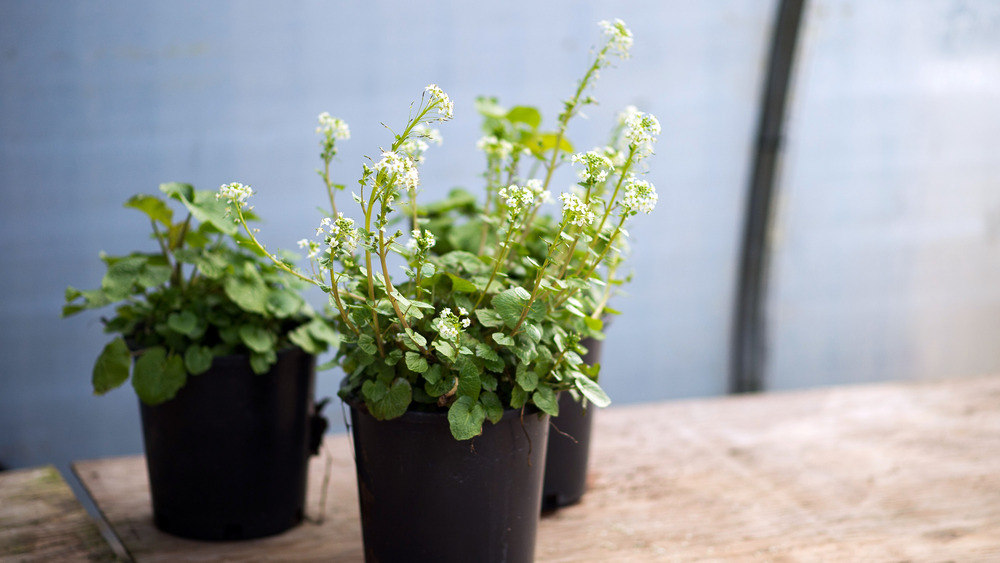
92;338;131;395
183;345;213;375
447;396;486;441
239;324;276;353
132;348;186;405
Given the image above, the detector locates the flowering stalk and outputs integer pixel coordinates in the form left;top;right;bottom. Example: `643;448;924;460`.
524;18;633;242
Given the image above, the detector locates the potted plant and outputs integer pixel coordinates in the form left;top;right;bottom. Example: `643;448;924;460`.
218;17;658;562
428;98;644;511
63;183;338;540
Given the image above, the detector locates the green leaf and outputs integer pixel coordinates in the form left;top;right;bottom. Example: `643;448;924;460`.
491;332;515;347
446;272;477;293
474;308;505;328
511;383;528;409
533;386;559;416
137;264;172;288
506;106;542;129
289;324;321;354
433;339;457;362
358;333;377;355
239;324;276;353
194;251;229;279
574;373;611;408
159;182;194;202
522;322;542;344
132;348;186;405
266;290;304;318
447;396;486;440
404;328;427;349
491;287;530;329
515;363;538;391
92;338;131;395
405;351;429;373
125;194;173;226
455;356;481;401
362;378;412;420
475;342;504;372
250;349;277;374
184;345;213;375
531;132;574;156
162;185;238;236
583;316;603;332
223;263;269;314
479;391;503;424
101;256;146;300
167;311;199;337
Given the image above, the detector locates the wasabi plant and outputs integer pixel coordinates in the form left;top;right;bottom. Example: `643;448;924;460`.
220;18;659;440
63;183;338;405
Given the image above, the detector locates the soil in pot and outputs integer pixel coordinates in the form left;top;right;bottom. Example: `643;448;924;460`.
139;347;320;541
347;397;550;563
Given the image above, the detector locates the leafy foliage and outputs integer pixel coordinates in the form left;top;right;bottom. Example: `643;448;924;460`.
63;184;336;405
221;19;653;440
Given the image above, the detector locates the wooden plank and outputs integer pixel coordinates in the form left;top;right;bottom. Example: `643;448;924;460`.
0;465;120;562
75;375;1000;561
73;442;363;563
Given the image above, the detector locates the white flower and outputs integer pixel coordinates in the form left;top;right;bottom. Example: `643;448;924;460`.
424;84;454;120
316;112;350;140
434;306;470;341
598;19;633;59
408;229;436;253
560;192;596;227
477;135;514;161
623;109;660;159
374;151;419;191
310;212;360;258
571;150;615;184
498;184;538;215
620;175;658;216
524;178;552;204
217;182;254;212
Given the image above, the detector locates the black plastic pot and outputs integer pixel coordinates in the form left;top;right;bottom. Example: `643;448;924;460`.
541;337;602;511
139;347;322;541
347;397;550;563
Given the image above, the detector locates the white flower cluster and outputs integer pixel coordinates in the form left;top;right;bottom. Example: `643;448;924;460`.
598;18;633;60
435;307;471;341
424;84;454;120
524;178;552;204
476;135;515;161
400;125;442;164
405;228;436;253
498;183;539;215
623;108;661;159
301;213;360;260
560;192;596;227
571;150;616;184
374;151;419;191
316;112;350;140
217;182;254;212
620;176;658;216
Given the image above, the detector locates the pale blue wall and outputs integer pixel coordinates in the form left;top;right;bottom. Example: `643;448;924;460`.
767;0;1000;389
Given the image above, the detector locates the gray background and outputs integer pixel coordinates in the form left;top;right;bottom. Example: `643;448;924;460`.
2;0;999;473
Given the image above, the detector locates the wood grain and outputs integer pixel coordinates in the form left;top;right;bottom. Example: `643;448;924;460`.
0;465;119;562
75;375;1000;562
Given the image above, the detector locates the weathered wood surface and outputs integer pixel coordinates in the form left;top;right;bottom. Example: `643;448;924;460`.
0;465;119;562
74;375;1000;562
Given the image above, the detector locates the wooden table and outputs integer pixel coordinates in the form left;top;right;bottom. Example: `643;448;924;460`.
0;465;120;562
73;375;1000;562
